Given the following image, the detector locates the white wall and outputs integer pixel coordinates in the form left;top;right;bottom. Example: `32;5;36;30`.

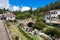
45;10;60;23
6;17;15;20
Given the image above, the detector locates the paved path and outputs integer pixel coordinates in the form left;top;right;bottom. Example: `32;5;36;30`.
0;20;10;40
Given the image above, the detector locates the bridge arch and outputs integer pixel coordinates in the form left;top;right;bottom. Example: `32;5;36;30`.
27;22;34;27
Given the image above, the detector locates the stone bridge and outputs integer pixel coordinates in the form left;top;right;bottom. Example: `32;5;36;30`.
17;18;36;25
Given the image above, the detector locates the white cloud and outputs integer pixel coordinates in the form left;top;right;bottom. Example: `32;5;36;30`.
0;0;10;9
11;6;20;11
10;6;30;11
11;6;37;11
21;6;30;11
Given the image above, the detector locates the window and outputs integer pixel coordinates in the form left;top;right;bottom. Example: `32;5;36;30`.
51;12;53;14
51;17;57;21
54;11;55;14
47;12;50;15
54;17;56;21
47;17;50;20
54;11;57;14
55;12;57;14
51;11;57;14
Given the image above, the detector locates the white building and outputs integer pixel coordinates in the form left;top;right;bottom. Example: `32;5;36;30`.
45;9;60;24
3;11;16;20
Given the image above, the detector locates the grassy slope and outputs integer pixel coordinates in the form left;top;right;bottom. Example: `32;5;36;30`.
7;25;28;40
7;25;43;40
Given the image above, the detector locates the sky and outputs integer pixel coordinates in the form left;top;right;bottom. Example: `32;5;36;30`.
0;0;57;11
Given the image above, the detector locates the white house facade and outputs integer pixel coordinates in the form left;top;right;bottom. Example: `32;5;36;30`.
6;16;15;20
3;11;16;20
45;9;60;24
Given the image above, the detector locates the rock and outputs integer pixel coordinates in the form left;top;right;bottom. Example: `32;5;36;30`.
32;29;39;36
39;31;52;40
23;26;29;31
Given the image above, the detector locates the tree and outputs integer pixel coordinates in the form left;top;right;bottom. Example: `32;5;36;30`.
42;27;60;37
34;20;46;30
12;10;22;15
36;1;60;12
0;9;3;14
24;12;31;18
29;7;32;14
44;28;54;36
16;14;27;19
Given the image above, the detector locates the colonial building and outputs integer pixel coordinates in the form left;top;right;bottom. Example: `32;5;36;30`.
3;11;16;20
45;9;60;24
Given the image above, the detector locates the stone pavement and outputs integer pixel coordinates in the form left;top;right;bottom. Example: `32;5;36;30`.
0;20;10;40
